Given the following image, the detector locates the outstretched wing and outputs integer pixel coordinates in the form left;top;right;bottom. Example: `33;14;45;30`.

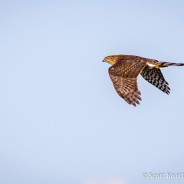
108;60;146;106
140;66;170;94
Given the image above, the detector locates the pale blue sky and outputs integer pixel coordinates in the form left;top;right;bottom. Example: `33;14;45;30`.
1;1;184;184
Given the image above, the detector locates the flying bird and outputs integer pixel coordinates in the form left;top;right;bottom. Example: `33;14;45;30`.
103;55;184;106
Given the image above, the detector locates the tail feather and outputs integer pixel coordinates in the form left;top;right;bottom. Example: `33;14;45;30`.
159;62;184;68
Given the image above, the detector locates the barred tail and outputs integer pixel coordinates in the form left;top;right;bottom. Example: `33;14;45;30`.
159;61;184;68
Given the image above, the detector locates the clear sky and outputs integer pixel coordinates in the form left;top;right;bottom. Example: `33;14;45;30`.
1;1;184;184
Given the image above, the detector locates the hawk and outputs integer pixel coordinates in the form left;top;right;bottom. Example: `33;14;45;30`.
103;55;184;106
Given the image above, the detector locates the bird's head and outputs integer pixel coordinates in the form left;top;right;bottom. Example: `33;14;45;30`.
102;55;119;65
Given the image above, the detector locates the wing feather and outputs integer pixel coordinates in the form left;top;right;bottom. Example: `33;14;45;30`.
140;66;170;94
108;60;146;106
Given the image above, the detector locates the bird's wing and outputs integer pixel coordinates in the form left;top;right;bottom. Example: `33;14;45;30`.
108;60;146;106
140;65;170;94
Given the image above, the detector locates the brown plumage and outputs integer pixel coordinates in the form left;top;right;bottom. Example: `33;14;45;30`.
103;55;184;106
